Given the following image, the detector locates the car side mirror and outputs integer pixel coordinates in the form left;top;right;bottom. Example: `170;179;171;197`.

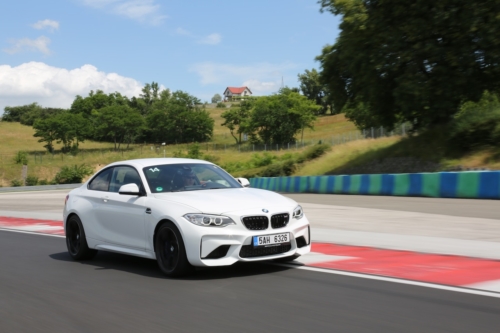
236;177;250;188
119;183;140;195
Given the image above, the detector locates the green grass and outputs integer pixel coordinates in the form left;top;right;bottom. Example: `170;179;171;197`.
297;126;500;176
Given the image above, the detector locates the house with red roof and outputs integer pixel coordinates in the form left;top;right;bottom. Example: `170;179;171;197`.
223;86;252;101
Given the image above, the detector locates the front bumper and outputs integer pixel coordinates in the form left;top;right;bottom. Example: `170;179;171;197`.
182;213;311;267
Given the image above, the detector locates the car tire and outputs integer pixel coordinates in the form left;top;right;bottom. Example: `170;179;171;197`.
66;215;98;260
155;222;192;277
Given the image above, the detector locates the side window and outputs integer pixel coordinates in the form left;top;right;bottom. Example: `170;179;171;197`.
109;166;143;193
88;168;113;192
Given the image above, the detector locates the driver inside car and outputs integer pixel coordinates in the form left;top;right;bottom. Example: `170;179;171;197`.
182;170;197;186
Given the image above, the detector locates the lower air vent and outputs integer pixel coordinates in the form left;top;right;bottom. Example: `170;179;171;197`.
271;213;290;229
296;236;307;248
203;245;231;259
239;244;292;258
242;216;269;230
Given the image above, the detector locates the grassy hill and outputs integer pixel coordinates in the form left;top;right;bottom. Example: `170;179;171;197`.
1;107;499;186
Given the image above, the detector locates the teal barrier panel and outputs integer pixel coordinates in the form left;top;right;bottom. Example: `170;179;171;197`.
248;171;500;199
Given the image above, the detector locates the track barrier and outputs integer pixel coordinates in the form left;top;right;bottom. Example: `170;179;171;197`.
249;171;500;199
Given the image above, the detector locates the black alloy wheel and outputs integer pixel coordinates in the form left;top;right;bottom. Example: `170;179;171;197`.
155;222;192;277
65;215;98;261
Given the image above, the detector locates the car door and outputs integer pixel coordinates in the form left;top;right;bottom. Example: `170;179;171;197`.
97;166;147;250
82;167;114;242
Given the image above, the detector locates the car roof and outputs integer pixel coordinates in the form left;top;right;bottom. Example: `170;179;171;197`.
106;158;213;169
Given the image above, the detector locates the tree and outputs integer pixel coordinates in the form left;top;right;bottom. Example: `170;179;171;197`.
211;93;222;103
221;100;253;144
33;112;91;153
246;88;318;144
94;105;144;149
20;107;66;126
317;0;500;130
297;69;331;114
146;91;213;144
70;90;131;119
2;103;41;122
33;117;60;153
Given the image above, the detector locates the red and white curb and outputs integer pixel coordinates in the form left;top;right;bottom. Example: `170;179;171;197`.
1;216;499;296
0;216;65;236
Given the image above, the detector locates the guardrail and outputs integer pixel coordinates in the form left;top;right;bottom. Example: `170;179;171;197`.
0;184;81;193
249;171;500;199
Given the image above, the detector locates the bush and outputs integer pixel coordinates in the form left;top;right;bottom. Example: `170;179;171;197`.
449;91;500;150
187;143;202;159
250;152;276;167
172;149;184;157
260;160;296;177
216;102;226;108
38;179;49;185
202;154;220;163
14;151;29;165
11;179;23;187
25;175;39;186
54;164;93;184
297;143;331;163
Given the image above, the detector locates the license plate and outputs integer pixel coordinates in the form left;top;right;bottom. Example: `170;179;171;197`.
253;233;290;247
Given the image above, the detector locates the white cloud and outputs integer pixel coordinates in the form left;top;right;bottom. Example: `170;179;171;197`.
0;62;144;112
32;19;60;32
189;62;297;94
241;79;279;93
3;36;52;55
81;0;166;25
175;29;221;45
197;33;222;45
175;27;192;37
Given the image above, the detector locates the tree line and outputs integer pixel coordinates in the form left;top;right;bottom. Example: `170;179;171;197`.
2;84;320;153
2;83;214;153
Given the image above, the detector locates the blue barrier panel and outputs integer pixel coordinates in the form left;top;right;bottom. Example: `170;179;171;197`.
359;175;370;195
408;174;423;196
478;172;500;199
341;176;351;194
381;174;394;195
440;172;458;198
326;176;335;193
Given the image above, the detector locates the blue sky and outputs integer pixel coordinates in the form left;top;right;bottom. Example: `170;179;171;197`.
0;0;340;112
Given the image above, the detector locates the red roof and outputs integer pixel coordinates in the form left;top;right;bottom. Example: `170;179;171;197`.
225;86;252;94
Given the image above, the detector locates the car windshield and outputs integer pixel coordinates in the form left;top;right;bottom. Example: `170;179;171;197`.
143;163;242;193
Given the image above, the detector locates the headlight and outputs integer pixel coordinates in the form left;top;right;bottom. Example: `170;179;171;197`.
292;205;304;220
183;214;236;227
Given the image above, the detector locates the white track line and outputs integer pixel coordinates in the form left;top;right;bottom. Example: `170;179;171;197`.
0;227;64;238
274;262;500;299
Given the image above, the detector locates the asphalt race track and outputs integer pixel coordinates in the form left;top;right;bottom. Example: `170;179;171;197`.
0;231;499;332
0;191;500;332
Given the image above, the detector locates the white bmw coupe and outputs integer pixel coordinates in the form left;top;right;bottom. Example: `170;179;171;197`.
63;158;311;276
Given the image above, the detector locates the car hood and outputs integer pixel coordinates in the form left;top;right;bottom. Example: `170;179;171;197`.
153;188;296;214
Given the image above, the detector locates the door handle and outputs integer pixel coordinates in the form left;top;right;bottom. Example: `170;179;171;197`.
101;196;109;203
145;208;152;214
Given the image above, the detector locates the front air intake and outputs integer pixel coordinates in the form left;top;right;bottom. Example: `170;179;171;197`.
203;245;231;259
239;244;292;258
296;236;307;248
